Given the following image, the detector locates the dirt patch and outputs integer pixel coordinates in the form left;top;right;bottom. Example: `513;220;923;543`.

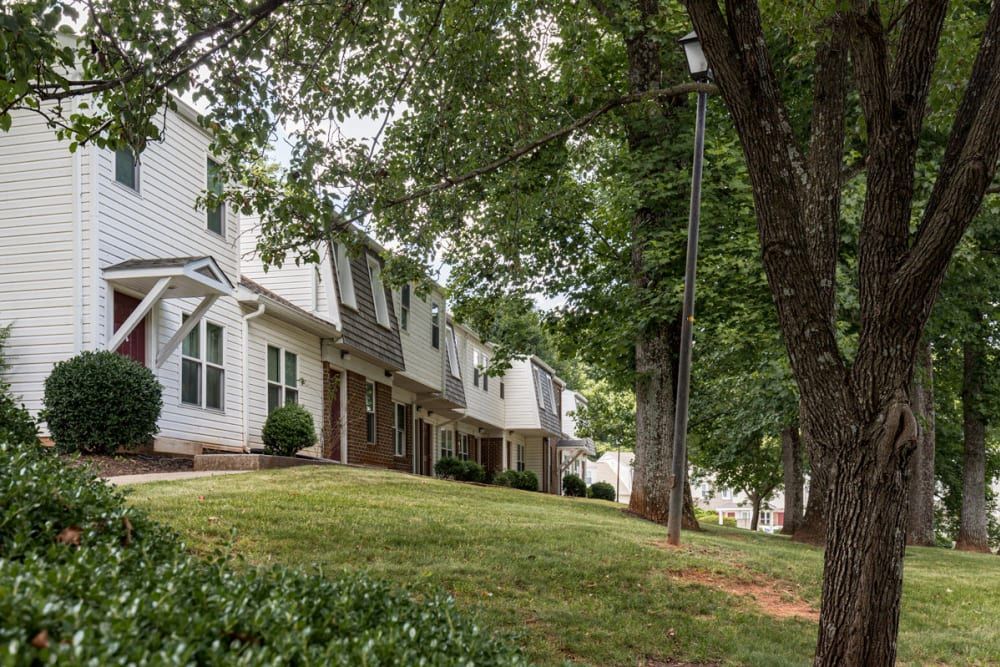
666;568;818;622
63;453;193;477
643;660;720;667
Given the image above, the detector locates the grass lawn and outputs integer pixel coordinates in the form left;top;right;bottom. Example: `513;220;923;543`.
126;466;1000;666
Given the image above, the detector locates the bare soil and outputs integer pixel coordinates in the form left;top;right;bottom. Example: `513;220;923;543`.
63;452;193;477
665;566;819;622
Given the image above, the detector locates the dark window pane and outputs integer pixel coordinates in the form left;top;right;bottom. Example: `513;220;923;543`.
115;149;137;189
206;323;223;365
284;351;297;388
206;366;224;410
267;346;280;383
366;412;375;443
285;389;298;405
182;320;200;359
181;359;201;405
267;384;282;413
207;159;224;235
365;382;375;413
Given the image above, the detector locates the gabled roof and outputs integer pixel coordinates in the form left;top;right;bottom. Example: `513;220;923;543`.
103;256;234;298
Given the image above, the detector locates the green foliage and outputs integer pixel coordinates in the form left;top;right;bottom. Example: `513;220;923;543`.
573;377;636;454
0;394;38;448
691;435;782;517
0;441;526;665
434;457;486;483
493;470;539;492
562;474;586;497
261;403;317;457
588;481;616;502
41;351;162;455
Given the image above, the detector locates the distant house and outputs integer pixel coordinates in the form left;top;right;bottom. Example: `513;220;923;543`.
692;476;805;532
0;99;591;495
585;451;634;505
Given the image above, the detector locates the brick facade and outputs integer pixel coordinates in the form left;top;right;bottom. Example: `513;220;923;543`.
345;370;413;472
480;437;504;476
321;363;342;460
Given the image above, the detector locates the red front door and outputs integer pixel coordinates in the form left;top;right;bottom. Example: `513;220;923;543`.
113;291;146;365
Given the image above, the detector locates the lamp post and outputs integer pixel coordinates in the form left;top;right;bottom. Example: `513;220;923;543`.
667;31;711;546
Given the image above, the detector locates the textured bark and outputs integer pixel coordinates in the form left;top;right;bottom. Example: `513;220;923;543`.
750;493;762;532
780;425;804;535
684;0;1000;663
956;336;990;552
907;341;936;546
794;411;829;545
617;0;699;530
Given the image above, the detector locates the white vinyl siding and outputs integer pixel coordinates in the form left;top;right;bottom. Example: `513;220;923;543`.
503;359;542;431
395;286;444;393
455;326;504;429
246;314;322;457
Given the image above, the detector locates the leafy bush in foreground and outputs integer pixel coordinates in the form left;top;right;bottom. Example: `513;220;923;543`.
262;403;317;456
562;474;586;497
588;481;616;502
0;392;37;447
0;441;526;666
41;350;162;454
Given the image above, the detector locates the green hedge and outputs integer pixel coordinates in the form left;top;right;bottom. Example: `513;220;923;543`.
494;470;539;492
0;441;526;665
41;350;162;454
435;456;486;482
588;481;616;502
562;474;586;497
262;403;317;456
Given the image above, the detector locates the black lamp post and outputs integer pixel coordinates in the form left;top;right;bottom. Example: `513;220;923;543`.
667;31;711;546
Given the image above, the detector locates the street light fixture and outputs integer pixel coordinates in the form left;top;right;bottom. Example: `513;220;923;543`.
667;31;712;547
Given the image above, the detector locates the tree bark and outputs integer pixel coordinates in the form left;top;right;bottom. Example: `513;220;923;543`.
956;335;990;552
907;340;936;547
780;424;804;535
793;412;828;545
750;493;762;531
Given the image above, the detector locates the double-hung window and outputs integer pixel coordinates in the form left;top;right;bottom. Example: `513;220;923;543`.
115;149;139;191
206;158;224;236
516;443;525;472
365;381;376;443
399;284;410;331
438;428;454;459
181;316;224;411
533;365;555;413
267;346;298;413
394;402;406;456
458;434;470;461
367;259;390;328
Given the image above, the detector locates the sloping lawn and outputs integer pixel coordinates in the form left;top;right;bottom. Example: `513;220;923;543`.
127;466;1000;666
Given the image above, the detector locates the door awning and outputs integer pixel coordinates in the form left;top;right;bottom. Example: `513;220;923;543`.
556;438;596;457
103;256;235;368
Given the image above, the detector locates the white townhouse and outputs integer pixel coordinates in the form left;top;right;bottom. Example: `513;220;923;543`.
0;98;593;495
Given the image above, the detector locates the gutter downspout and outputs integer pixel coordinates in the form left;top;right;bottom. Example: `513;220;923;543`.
241;302;266;451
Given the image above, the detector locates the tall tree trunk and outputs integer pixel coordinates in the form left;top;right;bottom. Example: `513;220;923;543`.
780;424;804;535
749;493;762;531
794;411;828;545
907;340;937;546
956;336;990;552
621;0;698;530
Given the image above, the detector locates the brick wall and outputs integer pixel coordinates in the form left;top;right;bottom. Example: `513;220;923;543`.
321;364;342;460
345;371;413;472
480;437;504;476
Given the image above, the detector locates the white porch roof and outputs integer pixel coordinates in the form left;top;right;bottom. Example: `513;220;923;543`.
103;256;234;299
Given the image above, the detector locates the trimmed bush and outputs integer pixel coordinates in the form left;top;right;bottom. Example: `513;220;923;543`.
493;470;539;492
435;457;486;482
562;474;586;497
41;350;162;454
589;481;616;502
262;403;317;457
0;441;526;665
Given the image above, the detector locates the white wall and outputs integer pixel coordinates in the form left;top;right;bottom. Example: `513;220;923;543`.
246;313;324;457
456;327;504;428
395;286;445;392
503;359;541;431
0;109;79;419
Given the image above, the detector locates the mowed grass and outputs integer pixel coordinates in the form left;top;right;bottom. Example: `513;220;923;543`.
126;466;1000;666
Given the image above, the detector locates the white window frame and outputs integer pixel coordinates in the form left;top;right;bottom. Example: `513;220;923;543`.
439;428;455;459
516;442;525;472
367;258;391;328
113;148;140;193
446;325;461;378
399;284;410;331
533;366;554;413
266;345;299;414
334;243;358;310
480;352;489;392
206;157;225;238
394;402;406;456
458;433;470;461
365;380;377;443
431;303;441;349
181;316;225;412
721;488;733;500
473;349;480;387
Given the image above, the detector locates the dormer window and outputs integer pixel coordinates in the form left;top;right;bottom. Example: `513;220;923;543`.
533;365;555;413
333;243;357;309
206;158;224;236
367;258;390;328
446;325;461;378
399;284;410;331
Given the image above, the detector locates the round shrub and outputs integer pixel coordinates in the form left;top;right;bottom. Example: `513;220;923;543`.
41;350;162;454
0;391;38;447
493;470;518;488
589;481;616;502
459;460;486;483
493;470;538;491
518;470;539;492
562;473;586;497
262;403;317;456
434;456;464;479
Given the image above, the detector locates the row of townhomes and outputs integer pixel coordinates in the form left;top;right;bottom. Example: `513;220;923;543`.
0;98;594;493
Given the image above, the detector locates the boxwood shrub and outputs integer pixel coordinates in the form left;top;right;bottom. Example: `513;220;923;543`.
588;481;616;502
562;474;586;498
41;350;162;454
434;457;486;482
493;470;539;492
262;403;317;456
0;441;526;665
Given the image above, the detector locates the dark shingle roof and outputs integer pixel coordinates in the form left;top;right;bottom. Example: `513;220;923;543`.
334;249;406;370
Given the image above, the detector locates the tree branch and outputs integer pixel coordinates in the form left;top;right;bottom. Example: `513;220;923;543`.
351;82;716;224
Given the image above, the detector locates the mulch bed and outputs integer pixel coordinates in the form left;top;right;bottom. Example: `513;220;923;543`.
62;452;194;477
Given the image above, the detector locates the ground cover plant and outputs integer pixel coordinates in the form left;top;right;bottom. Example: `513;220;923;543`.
129;465;1000;666
0;442;525;665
